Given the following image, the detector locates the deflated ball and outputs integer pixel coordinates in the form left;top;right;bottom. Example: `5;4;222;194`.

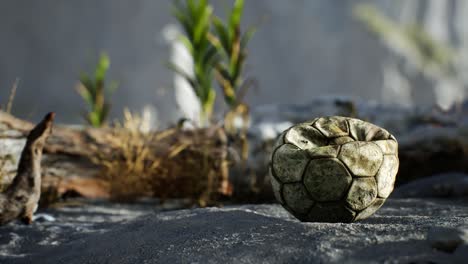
270;116;399;222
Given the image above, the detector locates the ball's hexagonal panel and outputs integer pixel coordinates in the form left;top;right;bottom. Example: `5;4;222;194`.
285;124;327;150
282;182;315;215
348;118;390;141
354;198;386;221
373;139;398;155
313;116;349;138
304;158;352;202
307;202;356;223
272;131;287;152
272;143;310;183
269;170;283;204
338;141;383;177
329;136;355;145
306;145;340;159
375;155;399;198
346;177;378;211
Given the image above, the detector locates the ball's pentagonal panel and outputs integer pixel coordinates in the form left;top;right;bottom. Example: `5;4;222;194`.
307;202;356;223
329;136;355;145
375;155;399;198
313;116;349;138
269;170;283;204
270;116;399;222
348;118;390;141
354;198;386;221
285;124;326;150
272;144;310;183
304;158;352;202
373;139;398;155
338;142;383;177
282;182;315;215
346;178;378;211
306;145;340;159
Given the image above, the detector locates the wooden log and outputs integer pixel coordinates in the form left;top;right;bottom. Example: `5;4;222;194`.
0;112;54;224
0;111;231;204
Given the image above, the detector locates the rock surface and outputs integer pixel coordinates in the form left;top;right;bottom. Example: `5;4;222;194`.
392;173;468;198
0;198;466;264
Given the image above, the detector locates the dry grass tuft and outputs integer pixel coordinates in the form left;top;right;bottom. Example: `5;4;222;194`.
6;79;19;114
91;109;232;205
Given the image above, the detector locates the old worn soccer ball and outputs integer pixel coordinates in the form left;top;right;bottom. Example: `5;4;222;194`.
270;116;399;222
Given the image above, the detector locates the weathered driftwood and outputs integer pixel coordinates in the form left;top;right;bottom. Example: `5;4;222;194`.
0;111;231;204
0;111;109;200
0;112;54;224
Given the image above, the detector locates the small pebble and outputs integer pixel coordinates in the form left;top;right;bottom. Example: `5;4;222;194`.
427;226;468;252
33;214;56;223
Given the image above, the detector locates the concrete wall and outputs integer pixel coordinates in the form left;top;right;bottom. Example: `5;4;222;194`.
0;0;464;125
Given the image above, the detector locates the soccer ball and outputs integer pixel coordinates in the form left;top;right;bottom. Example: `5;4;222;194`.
270;116;399;222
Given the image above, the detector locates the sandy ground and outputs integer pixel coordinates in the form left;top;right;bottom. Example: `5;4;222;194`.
0;198;466;264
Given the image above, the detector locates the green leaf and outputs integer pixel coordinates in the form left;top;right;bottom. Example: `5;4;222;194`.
196;0;208;19
212;17;231;53
166;62;198;94
76;83;93;106
194;5;212;44
173;9;193;40
101;102;110;125
177;34;194;55
228;0;244;39
95;53;110;83
201;45;219;68
240;26;256;49
216;65;231;83
216;70;236;106
187;0;197;20
88;111;101;128
228;27;241;77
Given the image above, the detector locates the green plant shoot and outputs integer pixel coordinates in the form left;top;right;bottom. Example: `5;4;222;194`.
209;0;255;108
76;53;117;127
170;0;218;124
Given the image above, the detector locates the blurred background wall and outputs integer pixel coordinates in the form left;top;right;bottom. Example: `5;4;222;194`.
0;0;466;125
